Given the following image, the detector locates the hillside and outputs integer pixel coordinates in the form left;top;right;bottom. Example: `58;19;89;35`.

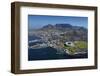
39;23;88;41
28;23;88;55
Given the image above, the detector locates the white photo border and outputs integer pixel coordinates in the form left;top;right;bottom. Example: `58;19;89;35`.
20;6;95;70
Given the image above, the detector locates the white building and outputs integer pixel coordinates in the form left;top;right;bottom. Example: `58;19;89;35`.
65;41;74;47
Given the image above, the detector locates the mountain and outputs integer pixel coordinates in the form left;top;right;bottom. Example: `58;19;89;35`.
29;23;88;56
41;23;88;41
42;24;54;29
29;23;88;41
42;23;72;29
42;23;87;31
55;24;72;28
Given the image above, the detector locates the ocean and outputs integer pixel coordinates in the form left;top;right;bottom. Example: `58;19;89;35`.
28;47;88;61
28;35;88;61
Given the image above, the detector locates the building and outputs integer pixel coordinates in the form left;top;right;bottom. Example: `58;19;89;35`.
65;41;74;47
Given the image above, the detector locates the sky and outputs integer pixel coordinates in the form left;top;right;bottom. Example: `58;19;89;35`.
28;15;88;29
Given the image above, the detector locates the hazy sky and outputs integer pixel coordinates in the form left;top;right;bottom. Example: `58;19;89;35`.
28;15;88;29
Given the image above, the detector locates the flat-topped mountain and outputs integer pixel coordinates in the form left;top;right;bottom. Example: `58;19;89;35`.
29;23;88;56
29;23;88;41
42;24;72;29
42;23;87;31
55;24;72;28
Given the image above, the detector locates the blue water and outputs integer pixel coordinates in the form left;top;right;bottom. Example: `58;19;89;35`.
28;35;41;41
28;36;88;61
28;47;88;61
